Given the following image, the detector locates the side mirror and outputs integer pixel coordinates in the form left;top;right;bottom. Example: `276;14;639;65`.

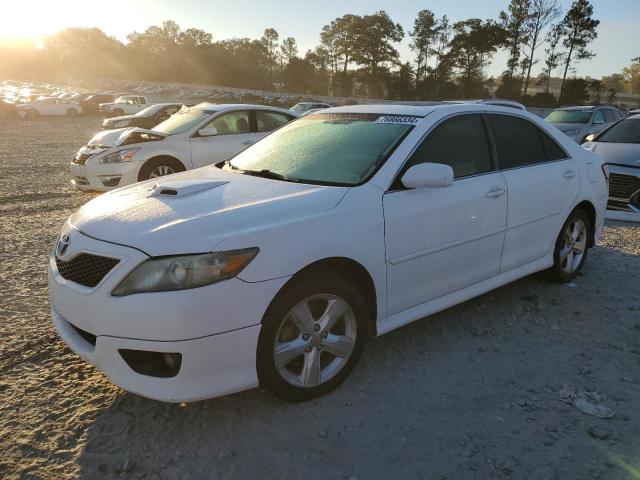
197;126;217;137
401;163;454;189
582;133;596;143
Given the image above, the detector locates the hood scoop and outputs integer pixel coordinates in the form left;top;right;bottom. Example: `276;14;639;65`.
149;179;229;198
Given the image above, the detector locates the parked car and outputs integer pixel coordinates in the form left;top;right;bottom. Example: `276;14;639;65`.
16;97;83;117
583;114;640;213
102;103;184;130
545;105;625;143
99;95;149;117
80;94;117;114
0;99;18;119
628;109;640;116
290;102;332;113
442;99;527;110
51;104;607;402
71;103;298;190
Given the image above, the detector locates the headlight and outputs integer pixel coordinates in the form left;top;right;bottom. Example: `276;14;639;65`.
99;147;139;164
111;248;259;296
563;128;580;136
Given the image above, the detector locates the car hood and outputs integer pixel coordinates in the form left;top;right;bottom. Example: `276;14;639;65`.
79;127;166;156
583;142;640;167
105;114;137;123
68;168;349;256
550;123;585;132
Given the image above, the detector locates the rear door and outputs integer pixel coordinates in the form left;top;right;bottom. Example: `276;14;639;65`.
488;113;578;272
189;110;255;168
383;113;508;314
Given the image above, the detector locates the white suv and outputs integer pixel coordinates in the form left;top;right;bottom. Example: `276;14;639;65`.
51;104;607;402
71;103;298;190
17;97;83;117
99;95;149;116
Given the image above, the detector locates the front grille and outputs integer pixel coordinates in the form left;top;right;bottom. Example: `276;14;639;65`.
72;176;89;186
73;153;93;165
609;173;640;200
55;253;119;287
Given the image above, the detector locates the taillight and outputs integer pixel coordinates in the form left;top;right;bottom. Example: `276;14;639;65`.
601;163;610;182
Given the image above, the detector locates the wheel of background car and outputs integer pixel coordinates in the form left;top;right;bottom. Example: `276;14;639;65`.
547;208;591;283
66;108;77;117
138;157;185;181
257;270;368;401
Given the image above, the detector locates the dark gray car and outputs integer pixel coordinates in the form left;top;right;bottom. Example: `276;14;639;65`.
583;114;640;212
546;105;625;144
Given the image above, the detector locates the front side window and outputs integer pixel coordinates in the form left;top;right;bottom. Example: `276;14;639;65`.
228;113;417;186
207;111;251;135
404;114;492;178
545;110;592;124
256;111;292;133
593;110;605;124
595;119;640;144
489;114;547;169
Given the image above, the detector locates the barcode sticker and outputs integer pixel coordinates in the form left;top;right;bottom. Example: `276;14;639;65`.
374;115;420;125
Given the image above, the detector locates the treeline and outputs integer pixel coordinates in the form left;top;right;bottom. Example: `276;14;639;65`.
1;0;636;105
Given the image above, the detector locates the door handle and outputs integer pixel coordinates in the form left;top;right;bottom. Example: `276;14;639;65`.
242;140;254;145
562;169;576;179
485;187;506;198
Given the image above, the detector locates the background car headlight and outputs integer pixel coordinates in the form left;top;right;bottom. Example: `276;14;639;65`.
111;121;129;128
99;147;139;164
111;248;259;296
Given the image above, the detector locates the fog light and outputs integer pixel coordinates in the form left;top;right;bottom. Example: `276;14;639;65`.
118;349;182;378
100;175;122;187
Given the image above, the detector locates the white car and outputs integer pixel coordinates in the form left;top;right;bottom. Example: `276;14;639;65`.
70;103;298;191
99;95;149;117
50;104;607;403
545;105;625;143
17;96;83;117
290;102;332;113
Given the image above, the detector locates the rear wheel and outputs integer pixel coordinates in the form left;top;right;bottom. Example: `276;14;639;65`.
138;157;185;181
66;108;77;117
547;208;591;282
257;272;368;401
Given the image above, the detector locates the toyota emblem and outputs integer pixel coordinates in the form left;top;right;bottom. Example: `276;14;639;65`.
56;234;71;257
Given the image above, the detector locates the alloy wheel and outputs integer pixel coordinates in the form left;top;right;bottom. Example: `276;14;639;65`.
559;218;587;274
273;294;357;388
149;165;176;178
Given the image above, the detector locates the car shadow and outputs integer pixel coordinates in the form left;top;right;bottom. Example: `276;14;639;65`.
76;240;640;479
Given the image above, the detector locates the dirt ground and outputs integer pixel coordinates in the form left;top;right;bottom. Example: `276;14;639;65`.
0;116;639;480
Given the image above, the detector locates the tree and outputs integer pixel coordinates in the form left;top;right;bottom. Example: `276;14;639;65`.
432;15;451;82
559;0;599;101
280;37;298;64
179;28;212;47
541;23;564;93
621;57;640;94
350;10;404;97
561;77;589;104
260;28;279;86
409;10;438;83
499;0;532;80
448;19;505;97
521;0;561;95
320;14;360;94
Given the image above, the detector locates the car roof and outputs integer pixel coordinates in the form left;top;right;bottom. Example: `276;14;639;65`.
321;103;534;118
193;103;296;114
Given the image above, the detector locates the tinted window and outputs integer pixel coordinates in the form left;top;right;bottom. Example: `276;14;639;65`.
603;109;616;123
596;118;640;144
406;114;492;178
489;114;547;169
256;111;292;133
539;130;567;160
208;111;251;135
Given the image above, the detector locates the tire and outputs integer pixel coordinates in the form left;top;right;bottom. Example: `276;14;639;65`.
138;157;185;181
257;271;368;401
26;109;38;119
113;108;124;116
547;208;591;283
66;108;77;117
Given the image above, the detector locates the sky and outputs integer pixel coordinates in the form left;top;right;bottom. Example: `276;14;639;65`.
0;0;638;79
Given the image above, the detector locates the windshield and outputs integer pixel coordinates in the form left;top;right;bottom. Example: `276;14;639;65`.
228;113;418;186
595;119;640;144
545;110;592;124
153;109;209;135
135;104;164;117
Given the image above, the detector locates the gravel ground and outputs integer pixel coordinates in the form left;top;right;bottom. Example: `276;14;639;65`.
0;116;639;480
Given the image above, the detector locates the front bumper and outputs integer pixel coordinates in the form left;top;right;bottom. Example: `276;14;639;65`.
48;227;290;401
70;160;141;191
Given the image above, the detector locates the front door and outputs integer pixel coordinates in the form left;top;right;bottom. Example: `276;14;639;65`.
189;110;257;168
384;113;508;315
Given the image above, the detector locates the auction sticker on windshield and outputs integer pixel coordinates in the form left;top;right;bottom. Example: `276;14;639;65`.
374;115;420;125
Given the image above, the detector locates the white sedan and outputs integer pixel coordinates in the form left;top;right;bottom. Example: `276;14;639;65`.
17;96;83;117
70;103;298;191
49;104;608;402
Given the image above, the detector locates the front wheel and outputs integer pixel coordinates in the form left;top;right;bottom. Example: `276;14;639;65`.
66;108;77;117
257;272;368;401
547;208;591;282
138;157;185;181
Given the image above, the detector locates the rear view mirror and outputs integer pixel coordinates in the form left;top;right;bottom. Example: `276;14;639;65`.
401;163;454;189
198;126;217;137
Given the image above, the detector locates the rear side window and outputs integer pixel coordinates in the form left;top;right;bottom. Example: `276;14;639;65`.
488;114;547;169
405;114;492;178
256;111;292;133
593;110;604;124
539;130;567;161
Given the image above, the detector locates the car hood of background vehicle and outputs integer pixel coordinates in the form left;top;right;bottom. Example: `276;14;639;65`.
584;142;640;167
68;168;348;256
551;123;585;132
83;127;166;150
105;114;137;124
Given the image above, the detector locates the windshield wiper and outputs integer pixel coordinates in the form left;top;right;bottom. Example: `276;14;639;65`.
241;169;299;182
